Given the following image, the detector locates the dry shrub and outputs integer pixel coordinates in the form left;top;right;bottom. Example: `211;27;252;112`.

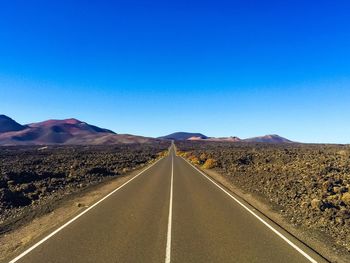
202;158;217;169
200;153;207;162
189;156;200;165
158;151;168;157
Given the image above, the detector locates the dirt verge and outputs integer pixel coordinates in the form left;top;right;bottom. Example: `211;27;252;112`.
199;165;349;263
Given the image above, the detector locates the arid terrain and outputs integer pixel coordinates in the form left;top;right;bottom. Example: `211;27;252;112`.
176;141;350;256
0;142;170;235
2;137;350;262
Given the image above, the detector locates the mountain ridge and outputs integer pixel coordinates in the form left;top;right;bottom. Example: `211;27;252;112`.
0;115;27;133
158;132;208;140
0;115;157;145
0;115;294;145
243;134;293;143
160;132;293;143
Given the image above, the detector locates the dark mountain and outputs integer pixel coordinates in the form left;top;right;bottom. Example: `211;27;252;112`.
159;132;208;141
0;115;26;133
0;115;294;145
0;116;157;145
159;132;292;143
188;136;241;142
243;134;293;143
28;118;115;135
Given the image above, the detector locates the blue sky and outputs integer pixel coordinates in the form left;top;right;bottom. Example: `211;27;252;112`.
1;1;350;143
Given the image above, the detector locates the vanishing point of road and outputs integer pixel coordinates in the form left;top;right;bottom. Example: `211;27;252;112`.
7;144;328;263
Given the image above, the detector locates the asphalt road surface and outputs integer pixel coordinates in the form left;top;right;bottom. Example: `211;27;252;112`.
8;144;328;263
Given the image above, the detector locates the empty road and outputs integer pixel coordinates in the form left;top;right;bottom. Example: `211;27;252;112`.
7;144;327;263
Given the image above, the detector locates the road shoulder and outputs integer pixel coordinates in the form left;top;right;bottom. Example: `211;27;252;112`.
190;164;349;263
0;157;163;263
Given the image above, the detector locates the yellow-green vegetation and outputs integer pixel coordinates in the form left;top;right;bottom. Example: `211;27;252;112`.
176;150;185;157
202;158;218;169
178;150;217;169
176;151;192;158
188;155;200;165
200;153;207;162
342;192;350;205
157;150;169;158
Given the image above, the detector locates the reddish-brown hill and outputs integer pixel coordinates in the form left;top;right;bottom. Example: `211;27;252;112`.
0;116;157;145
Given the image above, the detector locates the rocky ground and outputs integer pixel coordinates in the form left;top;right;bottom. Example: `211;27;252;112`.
176;141;350;254
0;142;169;234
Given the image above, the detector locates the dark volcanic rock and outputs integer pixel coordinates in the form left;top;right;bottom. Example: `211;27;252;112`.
176;141;350;251
0;142;170;232
0;188;31;208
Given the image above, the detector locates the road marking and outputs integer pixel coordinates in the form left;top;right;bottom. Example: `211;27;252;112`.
181;157;318;263
9;157;165;263
165;153;174;263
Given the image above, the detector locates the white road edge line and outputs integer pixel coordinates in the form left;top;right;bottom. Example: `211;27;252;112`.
165;154;174;263
181;157;318;263
9;157;165;263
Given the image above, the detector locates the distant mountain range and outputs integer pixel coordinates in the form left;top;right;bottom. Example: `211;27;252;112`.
159;132;208;141
0;115;158;145
159;132;293;143
0;115;294;145
243;134;292;143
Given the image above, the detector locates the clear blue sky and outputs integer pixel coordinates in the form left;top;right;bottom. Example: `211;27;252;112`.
1;1;350;143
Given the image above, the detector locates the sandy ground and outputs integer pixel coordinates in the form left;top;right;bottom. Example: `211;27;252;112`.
0;160;159;262
201;167;350;263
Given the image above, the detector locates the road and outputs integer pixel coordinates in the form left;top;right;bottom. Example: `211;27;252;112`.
8;144;327;263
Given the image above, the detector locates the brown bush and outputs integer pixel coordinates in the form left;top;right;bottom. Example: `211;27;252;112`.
200;153;207;162
202;158;217;169
189;156;200;165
